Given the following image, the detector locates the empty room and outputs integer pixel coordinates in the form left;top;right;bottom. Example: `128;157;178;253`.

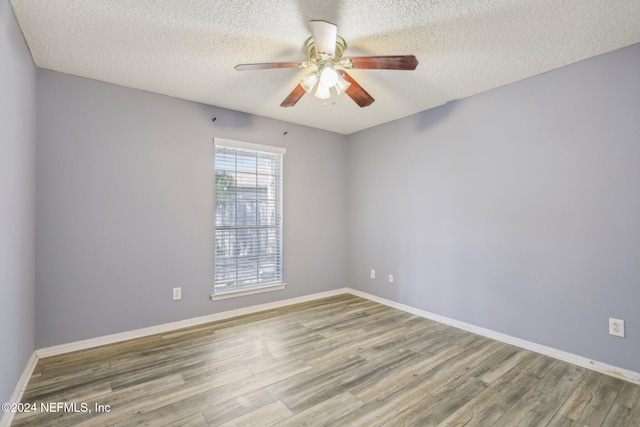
2;0;640;426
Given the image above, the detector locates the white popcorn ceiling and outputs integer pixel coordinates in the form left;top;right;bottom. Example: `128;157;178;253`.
9;0;640;135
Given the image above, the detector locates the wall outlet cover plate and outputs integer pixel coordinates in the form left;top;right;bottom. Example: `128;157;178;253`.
609;318;624;337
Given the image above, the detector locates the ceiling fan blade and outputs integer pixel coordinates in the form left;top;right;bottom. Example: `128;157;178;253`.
341;71;374;107
309;20;337;57
280;84;307;108
235;61;310;71
341;55;419;70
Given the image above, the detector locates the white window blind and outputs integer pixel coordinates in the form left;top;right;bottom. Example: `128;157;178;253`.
214;139;285;295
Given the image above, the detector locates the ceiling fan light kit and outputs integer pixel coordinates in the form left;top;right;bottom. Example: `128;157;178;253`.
301;63;351;100
235;20;418;108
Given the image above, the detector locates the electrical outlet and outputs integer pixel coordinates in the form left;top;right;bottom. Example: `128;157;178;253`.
370;269;376;279
609;318;624;337
173;287;182;301
388;274;394;284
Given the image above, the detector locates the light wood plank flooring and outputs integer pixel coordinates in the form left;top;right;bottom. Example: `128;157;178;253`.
12;294;640;426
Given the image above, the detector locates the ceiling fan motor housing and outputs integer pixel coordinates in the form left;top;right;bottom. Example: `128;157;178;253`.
305;36;347;63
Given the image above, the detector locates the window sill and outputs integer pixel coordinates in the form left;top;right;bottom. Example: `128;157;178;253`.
210;282;287;301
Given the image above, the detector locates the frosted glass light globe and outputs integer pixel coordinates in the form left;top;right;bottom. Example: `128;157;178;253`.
319;66;338;88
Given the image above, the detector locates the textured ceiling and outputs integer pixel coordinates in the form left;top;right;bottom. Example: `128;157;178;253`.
10;0;640;135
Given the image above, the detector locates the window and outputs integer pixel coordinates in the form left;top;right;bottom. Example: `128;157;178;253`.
213;138;286;298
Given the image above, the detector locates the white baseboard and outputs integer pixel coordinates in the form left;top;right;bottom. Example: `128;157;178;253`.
347;288;640;385
30;286;640;388
0;352;38;427
36;288;348;358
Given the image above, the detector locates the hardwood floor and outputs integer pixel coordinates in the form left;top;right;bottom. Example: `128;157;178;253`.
12;294;640;426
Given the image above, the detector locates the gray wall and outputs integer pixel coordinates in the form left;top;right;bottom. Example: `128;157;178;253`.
36;70;348;348
0;0;36;404
347;43;640;372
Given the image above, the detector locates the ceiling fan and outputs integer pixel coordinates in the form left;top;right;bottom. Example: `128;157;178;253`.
235;20;418;108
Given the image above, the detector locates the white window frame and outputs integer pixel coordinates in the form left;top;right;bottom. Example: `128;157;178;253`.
211;138;286;300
